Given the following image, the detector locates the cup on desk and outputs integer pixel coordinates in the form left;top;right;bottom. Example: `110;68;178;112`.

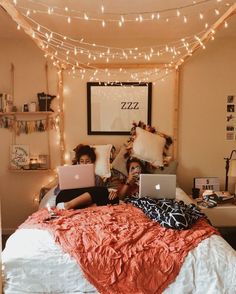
192;188;200;199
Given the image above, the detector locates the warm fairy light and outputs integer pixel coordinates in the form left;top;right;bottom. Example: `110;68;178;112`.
15;0;230;28
17;24;20;30
64;152;71;162
224;21;228;28
11;0;233;79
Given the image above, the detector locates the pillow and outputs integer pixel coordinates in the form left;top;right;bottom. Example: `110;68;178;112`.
111;146;128;176
131;127;166;167
92;144;112;178
38;185;57;209
105;168;127;189
147;160;178;174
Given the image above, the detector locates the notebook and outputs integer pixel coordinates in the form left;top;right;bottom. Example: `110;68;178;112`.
139;174;176;199
57;164;95;190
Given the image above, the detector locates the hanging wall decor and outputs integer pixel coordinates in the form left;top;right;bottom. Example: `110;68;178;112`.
0;115;58;135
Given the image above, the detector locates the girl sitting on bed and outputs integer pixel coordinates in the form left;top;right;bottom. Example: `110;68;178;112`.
56;144;119;209
118;157;146;200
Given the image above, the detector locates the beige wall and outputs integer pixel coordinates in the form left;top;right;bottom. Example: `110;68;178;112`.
1;35;236;232
0;38;59;233
62;71;175;161
178;38;236;194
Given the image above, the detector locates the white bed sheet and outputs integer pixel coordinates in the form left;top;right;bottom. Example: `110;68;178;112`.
2;188;236;294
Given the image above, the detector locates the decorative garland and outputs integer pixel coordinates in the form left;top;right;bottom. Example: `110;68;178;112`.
0;115;58;135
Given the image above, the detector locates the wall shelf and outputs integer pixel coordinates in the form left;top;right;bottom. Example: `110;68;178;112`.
0;111;54;116
8;168;54;173
2;111;56;172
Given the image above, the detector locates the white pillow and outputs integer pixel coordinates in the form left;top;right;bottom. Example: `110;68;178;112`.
38;186;57;209
92;144;112;178
131;127;166;167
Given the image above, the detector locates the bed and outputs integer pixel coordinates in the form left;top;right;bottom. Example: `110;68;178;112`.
2;129;236;293
2;187;236;294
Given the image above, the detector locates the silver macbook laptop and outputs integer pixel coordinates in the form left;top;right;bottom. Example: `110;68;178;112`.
139;174;176;199
58;164;95;190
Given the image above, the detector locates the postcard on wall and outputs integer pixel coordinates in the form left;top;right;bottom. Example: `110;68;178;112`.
226;95;236;141
10;145;30;169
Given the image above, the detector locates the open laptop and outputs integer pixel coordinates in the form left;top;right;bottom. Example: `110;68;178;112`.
139;174;176;199
57;164;95;190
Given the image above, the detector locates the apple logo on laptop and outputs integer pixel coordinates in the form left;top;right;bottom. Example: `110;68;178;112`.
74;174;80;180
155;184;161;190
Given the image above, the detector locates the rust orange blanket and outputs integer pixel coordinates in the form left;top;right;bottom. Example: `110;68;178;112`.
20;204;219;294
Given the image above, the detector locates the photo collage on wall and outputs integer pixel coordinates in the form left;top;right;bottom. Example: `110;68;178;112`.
226;95;236;140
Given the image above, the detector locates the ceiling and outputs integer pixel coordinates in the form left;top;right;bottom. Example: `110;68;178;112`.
0;0;236;69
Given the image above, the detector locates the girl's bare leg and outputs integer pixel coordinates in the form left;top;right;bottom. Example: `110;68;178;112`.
64;192;93;209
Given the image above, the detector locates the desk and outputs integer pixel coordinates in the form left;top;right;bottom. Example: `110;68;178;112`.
176;188;236;227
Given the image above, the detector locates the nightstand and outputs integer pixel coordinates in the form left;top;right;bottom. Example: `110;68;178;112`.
176;190;236;227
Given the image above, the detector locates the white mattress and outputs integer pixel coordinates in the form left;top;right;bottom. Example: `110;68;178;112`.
2;188;236;294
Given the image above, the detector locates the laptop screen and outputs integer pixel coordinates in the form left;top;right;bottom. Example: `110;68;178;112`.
139;174;176;199
57;164;95;190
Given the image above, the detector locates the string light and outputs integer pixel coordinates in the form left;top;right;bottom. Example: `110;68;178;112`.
11;0;235;81
15;0;231;27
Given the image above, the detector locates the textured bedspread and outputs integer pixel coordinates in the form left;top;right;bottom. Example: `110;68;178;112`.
19;203;218;294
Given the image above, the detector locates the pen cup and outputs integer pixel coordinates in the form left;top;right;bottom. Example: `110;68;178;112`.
192;188;200;199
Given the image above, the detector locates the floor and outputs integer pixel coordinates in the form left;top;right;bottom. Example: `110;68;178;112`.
218;227;236;250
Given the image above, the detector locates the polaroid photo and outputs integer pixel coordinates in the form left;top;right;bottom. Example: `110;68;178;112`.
227;95;234;104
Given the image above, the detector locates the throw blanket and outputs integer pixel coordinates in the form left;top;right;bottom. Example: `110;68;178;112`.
20;204;219;294
126;197;206;230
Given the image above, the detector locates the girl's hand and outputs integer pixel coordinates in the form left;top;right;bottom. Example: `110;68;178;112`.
127;172;139;185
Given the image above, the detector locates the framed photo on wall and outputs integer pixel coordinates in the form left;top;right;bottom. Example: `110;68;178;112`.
10;144;30;169
87;82;152;135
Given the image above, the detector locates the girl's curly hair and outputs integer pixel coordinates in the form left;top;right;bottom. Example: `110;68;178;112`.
72;144;96;164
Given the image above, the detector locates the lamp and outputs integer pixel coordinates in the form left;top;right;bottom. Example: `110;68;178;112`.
224;150;236;192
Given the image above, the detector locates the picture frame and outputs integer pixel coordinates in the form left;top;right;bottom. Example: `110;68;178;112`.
194;177;220;195
87;82;152;135
10;145;30;169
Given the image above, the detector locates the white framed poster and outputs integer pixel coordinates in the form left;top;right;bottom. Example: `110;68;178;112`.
87;82;152;135
10;145;30;169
